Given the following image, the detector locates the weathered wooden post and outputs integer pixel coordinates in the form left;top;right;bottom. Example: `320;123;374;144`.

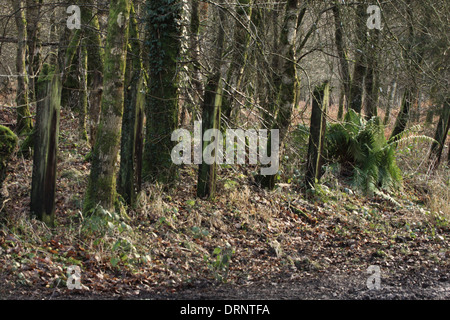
31;66;61;226
305;81;330;190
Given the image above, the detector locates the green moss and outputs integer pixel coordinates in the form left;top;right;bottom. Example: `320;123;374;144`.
143;0;182;184
83;0;130;215
0;126;18;162
0;125;18;189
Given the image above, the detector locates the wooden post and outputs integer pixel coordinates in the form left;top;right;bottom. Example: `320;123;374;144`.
305;81;329;190
31;66;61;226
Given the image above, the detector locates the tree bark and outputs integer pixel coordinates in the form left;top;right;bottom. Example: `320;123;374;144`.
259;0;299;190
30;65;61;227
222;0;253;122
82;1;104;148
78;45;89;141
25;0;42;105
364;29;381;119
143;0;182;184
84;0;130;214
118;2;144;206
332;1;351;117
305;81;330;190
384;75;398;125
11;0;33;135
197;5;226;199
429;101;450;170
390;88;412;142
349;2;367;114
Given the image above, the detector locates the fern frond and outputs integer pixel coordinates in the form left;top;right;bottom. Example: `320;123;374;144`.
385;134;437;150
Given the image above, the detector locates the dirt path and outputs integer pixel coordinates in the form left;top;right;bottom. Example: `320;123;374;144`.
1;265;448;300
136;267;450;300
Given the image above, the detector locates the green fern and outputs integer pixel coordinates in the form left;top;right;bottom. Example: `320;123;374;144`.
325;110;403;194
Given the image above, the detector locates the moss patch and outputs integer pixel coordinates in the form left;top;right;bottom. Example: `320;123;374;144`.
0;125;18;189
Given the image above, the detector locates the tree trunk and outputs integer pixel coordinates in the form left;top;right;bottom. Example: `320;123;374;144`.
337;85;345;120
222;0;253;123
78;45;89;141
332;1;350;117
448;136;450;166
364;29;381;119
82;1;104;148
84;0;130;214
349;2;367;114
118;2;144;206
390;88;412;141
305;81;330;190
30;65;61;227
25;0;42;105
429;101;450;170
384;75;397;125
259;0;299;190
197;78;223;199
197;5;226;199
11;0;33;135
425;107;434;126
143;0;182;184
188;0;202;123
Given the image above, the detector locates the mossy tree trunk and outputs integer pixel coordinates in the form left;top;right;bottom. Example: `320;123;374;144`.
81;0;104;148
61;0;103;145
29;1;84;225
61;48;80;110
429;101;450;170
349;2;367;114
61;0;83;111
189;0;202;122
197;80;223;199
119;2;144;206
259;0;300;190
332;1;351;119
84;0;130;214
364;28;381;119
390;88;412;142
197;5;226;199
30;66;61;227
390;1;423;142
222;0;253;122
143;0;182;184
305;81;330;190
11;0;32;136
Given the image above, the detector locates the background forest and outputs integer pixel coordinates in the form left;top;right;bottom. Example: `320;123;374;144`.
0;0;448;299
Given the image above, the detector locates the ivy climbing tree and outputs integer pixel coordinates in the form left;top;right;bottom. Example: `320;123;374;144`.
143;0;182;184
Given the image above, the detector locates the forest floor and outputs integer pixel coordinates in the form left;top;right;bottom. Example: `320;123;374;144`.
0;107;449;300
